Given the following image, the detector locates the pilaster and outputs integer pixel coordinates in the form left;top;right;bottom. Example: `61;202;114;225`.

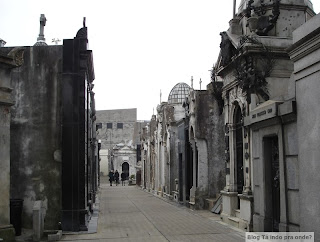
0;52;21;241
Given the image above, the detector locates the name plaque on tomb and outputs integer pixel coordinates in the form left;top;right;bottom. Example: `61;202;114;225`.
244;100;283;126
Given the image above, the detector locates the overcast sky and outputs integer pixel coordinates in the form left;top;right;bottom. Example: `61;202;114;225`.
1;1;319;120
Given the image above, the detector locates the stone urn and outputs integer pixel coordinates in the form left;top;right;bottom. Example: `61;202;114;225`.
247;16;258;33
229;18;242;35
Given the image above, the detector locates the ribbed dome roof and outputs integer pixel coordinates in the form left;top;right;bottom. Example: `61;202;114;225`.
34;40;48;46
168;82;192;104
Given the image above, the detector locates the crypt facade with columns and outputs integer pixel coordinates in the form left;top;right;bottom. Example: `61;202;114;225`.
216;0;317;233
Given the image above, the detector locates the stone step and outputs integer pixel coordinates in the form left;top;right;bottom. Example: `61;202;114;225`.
205;198;218;211
189;201;195;210
228;216;240;228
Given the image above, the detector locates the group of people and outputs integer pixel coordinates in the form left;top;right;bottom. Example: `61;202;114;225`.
108;170;127;186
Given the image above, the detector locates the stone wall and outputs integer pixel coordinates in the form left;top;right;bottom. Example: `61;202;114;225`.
96;109;137;150
0;49;20;240
195;88;225;197
289;13;320;238
100;149;109;176
10;46;62;229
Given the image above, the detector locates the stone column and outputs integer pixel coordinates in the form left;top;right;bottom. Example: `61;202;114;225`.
196;139;208;191
229;124;237;192
243;126;252;195
0;57;20;240
221;123;239;221
156;135;161;194
189;139;197;204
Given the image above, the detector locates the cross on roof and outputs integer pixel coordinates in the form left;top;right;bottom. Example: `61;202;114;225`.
34;14;48;46
37;14;46;41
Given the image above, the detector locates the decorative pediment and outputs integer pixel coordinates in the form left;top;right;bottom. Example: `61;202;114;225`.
215;33;275;104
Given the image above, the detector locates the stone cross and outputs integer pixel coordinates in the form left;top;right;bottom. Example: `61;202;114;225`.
160;89;162;103
191;76;193;88
199;78;202;90
37;14;47;42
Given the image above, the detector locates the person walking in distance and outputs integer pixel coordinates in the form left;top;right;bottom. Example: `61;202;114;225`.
108;170;114;186
114;170;120;186
121;172;126;186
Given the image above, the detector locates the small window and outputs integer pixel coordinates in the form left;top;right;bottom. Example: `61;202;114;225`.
117;123;123;129
107;123;113;129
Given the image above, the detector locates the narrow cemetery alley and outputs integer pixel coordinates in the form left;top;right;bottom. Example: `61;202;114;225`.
61;178;245;242
1;2;320;241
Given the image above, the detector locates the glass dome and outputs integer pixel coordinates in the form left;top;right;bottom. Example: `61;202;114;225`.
168;82;192;104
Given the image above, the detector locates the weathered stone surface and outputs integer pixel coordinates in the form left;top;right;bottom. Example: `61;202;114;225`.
290;12;320;239
0;51;21;229
33;200;45;241
286;156;299;190
10;46;62;229
218;0;316;232
287;190;300;225
283;122;298;156
0;107;11;225
0;225;15;242
47;230;62;241
96;109;137;150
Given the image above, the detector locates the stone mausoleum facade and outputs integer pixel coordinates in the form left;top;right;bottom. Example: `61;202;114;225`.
0;16;99;239
96;108;148;181
140;82;225;210
213;0;319;237
140;0;320;239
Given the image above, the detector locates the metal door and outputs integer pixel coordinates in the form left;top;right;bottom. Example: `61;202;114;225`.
271;137;280;232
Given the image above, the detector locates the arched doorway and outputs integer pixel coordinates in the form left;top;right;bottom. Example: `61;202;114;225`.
234;103;244;208
122;162;129;180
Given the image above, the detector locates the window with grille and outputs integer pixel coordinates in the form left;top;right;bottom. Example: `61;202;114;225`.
107;123;112;129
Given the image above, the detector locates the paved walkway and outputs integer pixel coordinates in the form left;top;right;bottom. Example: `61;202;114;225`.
61;181;245;242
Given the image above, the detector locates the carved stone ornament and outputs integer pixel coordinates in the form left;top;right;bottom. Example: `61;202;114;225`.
229;89;236;104
14;49;25;65
245;0;280;36
76;27;88;39
8;47;25;67
234;35;274;104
